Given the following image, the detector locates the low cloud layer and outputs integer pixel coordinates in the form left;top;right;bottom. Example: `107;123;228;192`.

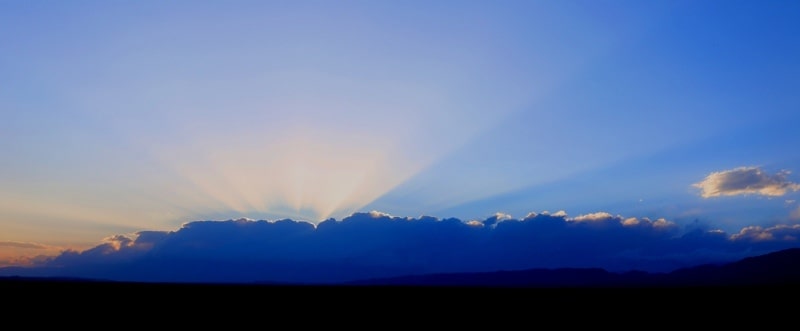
731;224;800;242
0;241;50;249
694;166;800;198
3;211;799;284
0;241;62;268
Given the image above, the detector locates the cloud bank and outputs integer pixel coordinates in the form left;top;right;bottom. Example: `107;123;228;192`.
694;166;800;198
2;211;799;284
0;241;57;268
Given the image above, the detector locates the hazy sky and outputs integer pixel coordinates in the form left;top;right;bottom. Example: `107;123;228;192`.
2;0;799;266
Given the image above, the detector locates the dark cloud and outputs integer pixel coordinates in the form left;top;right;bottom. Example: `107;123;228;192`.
3;211;799;283
694;166;800;198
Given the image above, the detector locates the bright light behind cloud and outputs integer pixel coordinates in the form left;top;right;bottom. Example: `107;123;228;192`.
1;1;630;232
149;126;418;221
7;0;797;254
2;1;566;235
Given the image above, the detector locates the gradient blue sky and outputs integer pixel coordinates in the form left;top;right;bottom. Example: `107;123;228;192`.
2;0;799;265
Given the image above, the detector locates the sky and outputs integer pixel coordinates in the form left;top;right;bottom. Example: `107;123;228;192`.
1;0;800;277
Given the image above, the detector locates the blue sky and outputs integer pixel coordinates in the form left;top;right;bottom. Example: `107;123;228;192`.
1;0;800;269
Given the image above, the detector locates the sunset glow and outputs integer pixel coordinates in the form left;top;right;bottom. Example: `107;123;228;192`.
2;1;799;280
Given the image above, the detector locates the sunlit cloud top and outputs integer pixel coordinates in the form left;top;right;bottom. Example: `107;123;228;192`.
693;167;800;198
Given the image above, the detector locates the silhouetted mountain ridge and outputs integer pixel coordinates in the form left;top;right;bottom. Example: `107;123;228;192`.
346;248;800;287
665;247;800;286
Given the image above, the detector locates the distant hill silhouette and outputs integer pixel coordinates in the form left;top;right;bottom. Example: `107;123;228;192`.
664;247;800;286
346;247;800;287
3;248;800;287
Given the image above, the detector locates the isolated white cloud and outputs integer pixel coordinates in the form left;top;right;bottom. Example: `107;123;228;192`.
693;166;800;198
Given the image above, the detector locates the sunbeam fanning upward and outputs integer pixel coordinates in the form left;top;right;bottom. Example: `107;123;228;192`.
4;1;645;231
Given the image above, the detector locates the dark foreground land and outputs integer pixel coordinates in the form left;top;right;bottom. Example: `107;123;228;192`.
4;277;797;298
4;248;800;316
3;278;799;323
